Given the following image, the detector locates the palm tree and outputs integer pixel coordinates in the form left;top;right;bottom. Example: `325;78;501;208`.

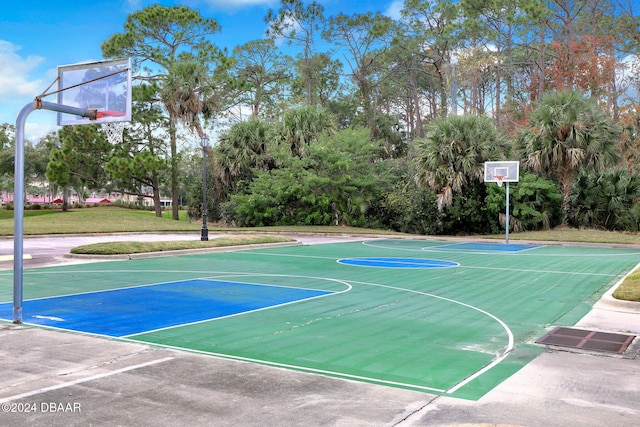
518;90;621;220
102;5;223;220
214;118;276;190
568;168;640;231
280;106;335;158
414;114;510;210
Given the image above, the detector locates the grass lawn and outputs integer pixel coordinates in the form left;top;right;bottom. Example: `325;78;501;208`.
0;207;201;235
70;234;296;255
613;270;640;302
0;207;407;236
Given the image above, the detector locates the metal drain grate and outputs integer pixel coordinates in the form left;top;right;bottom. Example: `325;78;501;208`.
536;327;636;354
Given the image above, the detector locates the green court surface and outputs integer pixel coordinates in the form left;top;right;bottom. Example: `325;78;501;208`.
1;239;638;400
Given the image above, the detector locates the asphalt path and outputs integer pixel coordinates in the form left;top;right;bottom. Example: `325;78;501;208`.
0;233;639;426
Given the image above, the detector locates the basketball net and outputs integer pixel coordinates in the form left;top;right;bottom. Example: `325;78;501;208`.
96;111;127;144
495;176;505;187
100;121;126;144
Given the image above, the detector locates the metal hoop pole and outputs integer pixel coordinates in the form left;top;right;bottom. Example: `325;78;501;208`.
505;182;510;244
201;134;209;241
13;99;96;323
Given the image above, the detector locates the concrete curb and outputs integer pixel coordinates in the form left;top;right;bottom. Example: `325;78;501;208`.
63;240;302;261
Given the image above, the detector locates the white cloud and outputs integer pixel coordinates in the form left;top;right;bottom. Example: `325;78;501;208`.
197;0;277;10
125;0;142;9
617;54;639;103
205;0;275;5
25;117;59;142
266;14;301;47
0;41;60;140
0;40;46;98
385;0;404;20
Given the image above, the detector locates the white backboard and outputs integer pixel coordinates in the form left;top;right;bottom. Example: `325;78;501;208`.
57;58;131;126
484;161;520;183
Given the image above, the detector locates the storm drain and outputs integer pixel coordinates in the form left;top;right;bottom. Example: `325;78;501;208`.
536;327;636;354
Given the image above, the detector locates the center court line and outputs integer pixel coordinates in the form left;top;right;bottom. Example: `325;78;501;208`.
0;356;174;404
232;251;619;277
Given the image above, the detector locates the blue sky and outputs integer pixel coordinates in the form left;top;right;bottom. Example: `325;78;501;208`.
0;0;402;140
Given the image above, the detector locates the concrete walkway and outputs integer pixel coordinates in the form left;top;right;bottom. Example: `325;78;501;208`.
0;233;638;426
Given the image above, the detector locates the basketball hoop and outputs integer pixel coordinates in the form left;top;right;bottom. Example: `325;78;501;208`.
96;111;127;144
12;57;132;324
484;161;519;245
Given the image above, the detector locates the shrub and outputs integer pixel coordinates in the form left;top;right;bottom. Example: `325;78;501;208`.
486;173;562;231
568;168;640;231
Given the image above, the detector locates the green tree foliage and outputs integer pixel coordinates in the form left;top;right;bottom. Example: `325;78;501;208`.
486;172;562;232
0;124;15;181
440;181;497;234
413;114;512;234
214;118;277;193
25;136;54;196
265;0;326;106
225;128;393;227
568;168;640;231
46;125;111;211
415;114;511;210
290;53;342;109
10;2;637;235
179;150;214;221
232;39;291;118
1;125;53;195
102;4;223;220
379;160;442;235
322;12;396;133
401;0;464;117
279;105;336;157
518;90;621;220
106;83;169;217
0;124;13;150
381;36;436;138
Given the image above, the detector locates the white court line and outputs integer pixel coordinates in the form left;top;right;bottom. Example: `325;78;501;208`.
346;279;515;394
0;244;619;396
460;265;621;277
0;254;32;262
120;266;512;395
362;239;640;257
0;356;174;404
120;341;448;394
120;277;351;338
336;257;459;269
0;273;341;303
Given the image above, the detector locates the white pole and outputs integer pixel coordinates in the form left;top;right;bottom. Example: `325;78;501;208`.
12;102;36;323
505;182;510;244
13;99;96;323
